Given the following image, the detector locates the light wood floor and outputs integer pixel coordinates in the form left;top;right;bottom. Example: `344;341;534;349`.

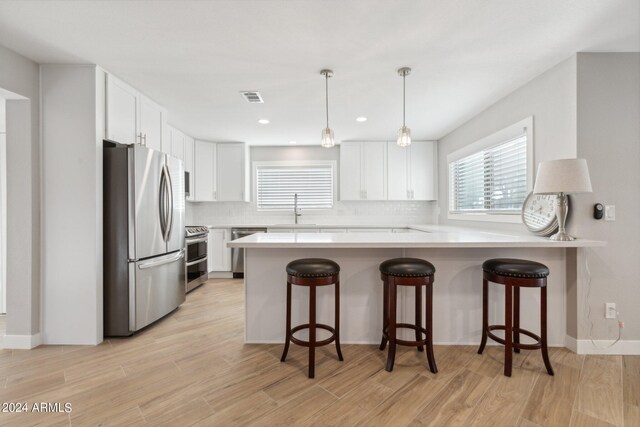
0;279;638;426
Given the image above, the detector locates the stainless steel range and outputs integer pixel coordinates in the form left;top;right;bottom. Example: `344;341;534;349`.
185;226;209;292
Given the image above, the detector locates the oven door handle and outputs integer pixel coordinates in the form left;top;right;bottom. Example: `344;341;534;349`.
186;256;208;267
186;236;208;245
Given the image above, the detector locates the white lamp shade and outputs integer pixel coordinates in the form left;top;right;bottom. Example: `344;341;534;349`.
533;158;593;194
397;126;411;147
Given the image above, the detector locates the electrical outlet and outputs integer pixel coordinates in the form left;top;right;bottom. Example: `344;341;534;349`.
605;302;616;319
604;205;616;221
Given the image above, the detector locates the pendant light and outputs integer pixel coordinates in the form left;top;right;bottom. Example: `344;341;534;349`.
320;69;335;148
397;67;412;147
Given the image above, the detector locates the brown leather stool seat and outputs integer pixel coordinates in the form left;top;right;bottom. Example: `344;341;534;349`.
281;258;343;378
379;258;437;373
478;258;554;377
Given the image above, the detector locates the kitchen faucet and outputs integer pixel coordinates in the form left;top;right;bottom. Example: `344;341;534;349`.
293;193;302;224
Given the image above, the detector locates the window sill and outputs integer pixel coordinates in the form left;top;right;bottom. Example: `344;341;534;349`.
448;213;523;224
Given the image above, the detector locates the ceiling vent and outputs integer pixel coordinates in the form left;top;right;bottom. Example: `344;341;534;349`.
240;91;264;103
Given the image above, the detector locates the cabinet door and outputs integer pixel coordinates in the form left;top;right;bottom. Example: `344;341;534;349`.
216;144;245;201
171;128;185;162
361;142;387;200
409;141;436;200
161;120;171;154
194;140;216;201
387;141;410;200
139;96;163;151
106;75;138;144
339;142;362;200
209;229;231;271
184;137;195;201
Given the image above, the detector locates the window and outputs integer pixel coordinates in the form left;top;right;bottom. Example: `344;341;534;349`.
448;117;533;222
256;162;335;210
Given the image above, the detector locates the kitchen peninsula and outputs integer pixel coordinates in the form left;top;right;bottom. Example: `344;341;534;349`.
228;225;605;349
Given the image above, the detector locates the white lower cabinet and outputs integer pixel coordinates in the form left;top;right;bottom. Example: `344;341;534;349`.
208;228;231;272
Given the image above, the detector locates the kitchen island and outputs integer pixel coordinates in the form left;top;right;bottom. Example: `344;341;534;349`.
228;225;605;350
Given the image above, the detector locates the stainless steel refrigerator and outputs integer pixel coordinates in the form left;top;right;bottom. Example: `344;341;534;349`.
104;141;186;336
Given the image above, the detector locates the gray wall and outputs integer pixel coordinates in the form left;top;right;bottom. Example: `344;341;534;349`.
437;53;640;342
0;44;41;340
574;53;640;340
437;56;578;232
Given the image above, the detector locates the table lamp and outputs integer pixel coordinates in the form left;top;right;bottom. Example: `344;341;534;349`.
533;158;592;241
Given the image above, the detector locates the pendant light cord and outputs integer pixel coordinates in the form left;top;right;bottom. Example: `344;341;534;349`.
402;73;406;127
325;73;330;128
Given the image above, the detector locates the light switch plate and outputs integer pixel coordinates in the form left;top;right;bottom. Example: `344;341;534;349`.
604;205;616;221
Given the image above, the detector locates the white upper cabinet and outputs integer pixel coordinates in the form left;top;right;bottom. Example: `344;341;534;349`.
216;143;249;202
339;143;362;200
106;75;137;145
194;140;216;201
170;127;185;162
408;141;437;200
139;96;163;151
339;141;386;200
387;142;410;200
106;73;168;149
387;141;437;201
341;140;437;201
184;136;195;201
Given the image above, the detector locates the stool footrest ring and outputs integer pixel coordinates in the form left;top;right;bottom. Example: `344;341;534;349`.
382;323;429;347
486;325;543;350
290;323;336;348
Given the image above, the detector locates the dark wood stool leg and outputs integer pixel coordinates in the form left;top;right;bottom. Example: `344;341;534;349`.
379;277;389;351
541;284;554;376
504;283;513;377
478;278;489;354
308;285;316;379
280;280;292;362
514;286;520;354
334;277;344;361
425;281;438;373
415;285;424;352
385;278;397;372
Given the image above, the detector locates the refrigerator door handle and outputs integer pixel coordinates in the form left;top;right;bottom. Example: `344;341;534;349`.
138;249;184;270
159;167;167;239
164;162;174;241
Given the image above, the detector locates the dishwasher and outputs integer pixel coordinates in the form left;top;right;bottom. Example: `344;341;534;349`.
231;228;267;278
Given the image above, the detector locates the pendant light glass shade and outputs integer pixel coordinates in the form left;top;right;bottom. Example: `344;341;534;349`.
397;67;412;147
321;127;335;148
320;69;335;148
397;125;411;147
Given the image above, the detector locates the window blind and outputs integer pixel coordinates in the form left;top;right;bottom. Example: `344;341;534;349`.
449;134;528;214
256;165;334;210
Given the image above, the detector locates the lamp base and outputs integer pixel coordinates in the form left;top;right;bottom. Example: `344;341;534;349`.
549;231;576;241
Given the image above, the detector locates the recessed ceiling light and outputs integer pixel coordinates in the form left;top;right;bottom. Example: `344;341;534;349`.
258;119;270;124
356;117;367;122
289;141;297;144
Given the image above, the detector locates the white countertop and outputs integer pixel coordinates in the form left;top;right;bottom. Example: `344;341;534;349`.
206;224;409;229
227;224;605;249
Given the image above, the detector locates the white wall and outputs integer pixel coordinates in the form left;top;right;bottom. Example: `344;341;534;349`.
574;53;640;341
40;65;104;345
189;145;438;226
0;44;41;348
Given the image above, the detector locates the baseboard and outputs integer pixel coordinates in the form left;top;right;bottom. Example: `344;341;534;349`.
208;272;234;279
565;336;640;355
2;332;41;349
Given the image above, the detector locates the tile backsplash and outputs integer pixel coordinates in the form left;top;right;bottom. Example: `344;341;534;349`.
187;200;438;226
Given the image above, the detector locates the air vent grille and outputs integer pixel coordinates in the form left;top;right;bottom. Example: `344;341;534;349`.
240;91;264;103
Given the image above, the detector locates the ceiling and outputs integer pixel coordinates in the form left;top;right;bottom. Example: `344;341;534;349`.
0;1;638;146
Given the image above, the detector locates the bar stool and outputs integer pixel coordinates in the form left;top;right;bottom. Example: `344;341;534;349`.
478;258;554;377
280;258;343;378
379;258;437;373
